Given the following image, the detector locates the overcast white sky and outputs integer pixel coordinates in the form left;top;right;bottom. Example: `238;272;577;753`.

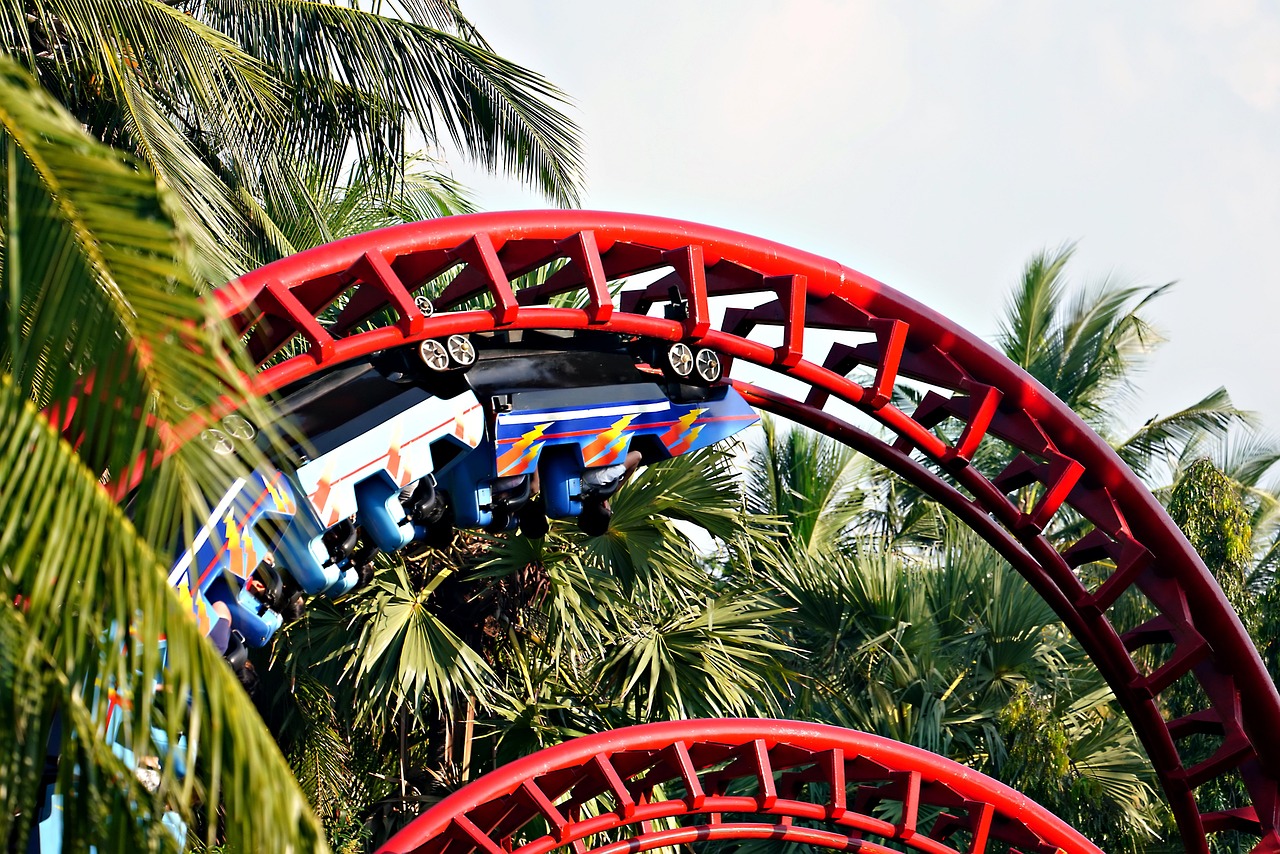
452;0;1280;436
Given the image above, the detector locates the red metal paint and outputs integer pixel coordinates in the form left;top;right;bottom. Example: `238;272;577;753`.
374;719;1103;854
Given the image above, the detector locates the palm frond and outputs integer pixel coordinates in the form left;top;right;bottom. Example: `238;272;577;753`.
103;56;273;280
994;248;1179;432
0;381;325;851
264;153;477;255
1115;387;1254;481
21;0;281;124
197;0;584;205
2;0;582;280
746;416;868;555
0;58;323;850
345;563;495;729
996;244;1074;371
588;445;777;595
591;588;792;721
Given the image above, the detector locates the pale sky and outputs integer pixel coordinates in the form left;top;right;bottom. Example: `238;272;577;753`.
452;0;1280;439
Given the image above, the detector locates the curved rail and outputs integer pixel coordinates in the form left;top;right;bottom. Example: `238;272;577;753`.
374;719;1104;854
201;210;1278;851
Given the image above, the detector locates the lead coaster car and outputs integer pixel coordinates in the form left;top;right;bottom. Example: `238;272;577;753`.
417;331;760;534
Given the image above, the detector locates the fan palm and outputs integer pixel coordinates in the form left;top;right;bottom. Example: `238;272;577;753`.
737;246;1264;849
265;446;794;847
1;0;582;281
761;520;1161;845
0;59;325;850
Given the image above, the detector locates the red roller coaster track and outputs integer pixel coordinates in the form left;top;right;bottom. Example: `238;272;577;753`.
209;211;1279;851
373;719;1104;854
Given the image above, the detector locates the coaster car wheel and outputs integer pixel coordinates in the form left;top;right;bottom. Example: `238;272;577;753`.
220;414;256;439
418;339;451;371
446;333;476;367
419;334;476;371
694;347;722;383
663;341;695;378
200;428;235;456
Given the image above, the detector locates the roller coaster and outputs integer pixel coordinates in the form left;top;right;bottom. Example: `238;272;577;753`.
30;211;1280;852
168;328;758;660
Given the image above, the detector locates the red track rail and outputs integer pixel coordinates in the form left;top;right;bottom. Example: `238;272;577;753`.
212;210;1280;851
373;719;1103;854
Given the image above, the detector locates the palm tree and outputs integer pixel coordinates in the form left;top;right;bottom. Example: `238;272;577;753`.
1;0;583;281
751;501;1164;846
0;59;325;851
745;415;870;556
994;244;1252;484
264;153;479;255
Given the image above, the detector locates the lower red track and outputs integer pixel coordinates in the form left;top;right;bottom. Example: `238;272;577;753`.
374;719;1102;854
196;211;1279;851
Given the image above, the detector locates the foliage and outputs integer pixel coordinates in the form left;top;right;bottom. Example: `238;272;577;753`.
993;686;1159;852
259;242;1273;852
0;0;582;281
263;445;795;849
1169;458;1256;635
996;244;1166;432
1163;459;1258;846
992;245;1251;485
747;402;1165;844
0;57;323;851
745;414;869;555
262;153;478;255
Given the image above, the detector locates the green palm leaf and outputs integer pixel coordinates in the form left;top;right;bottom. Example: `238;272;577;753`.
1;0;582;280
344;562;495;729
997;244;1074;372
746;415;868;555
1116;386;1253;481
591;588;792;721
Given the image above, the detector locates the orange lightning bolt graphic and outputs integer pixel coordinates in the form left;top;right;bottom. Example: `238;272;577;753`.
388;428;406;486
224;509;258;579
177;575;195;615
497;423;552;474
310;463;339;526
582;415;636;464
224;510;240;575
265;476;293;513
660;409;705;447
668;424;706;456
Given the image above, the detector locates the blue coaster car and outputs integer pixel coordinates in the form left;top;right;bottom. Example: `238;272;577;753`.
430;332;759;533
44;333;759;854
167;331;755;649
169;363;483;649
443;385;757;529
167;468;296;648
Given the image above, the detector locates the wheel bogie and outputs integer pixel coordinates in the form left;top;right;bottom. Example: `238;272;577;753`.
419;334;476;371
